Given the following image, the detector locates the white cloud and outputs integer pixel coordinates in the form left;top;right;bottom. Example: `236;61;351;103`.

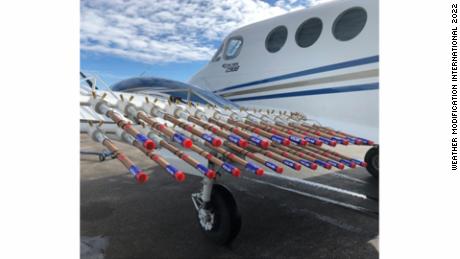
81;0;321;63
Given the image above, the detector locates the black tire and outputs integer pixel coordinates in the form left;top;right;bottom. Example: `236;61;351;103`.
365;146;379;178
98;154;105;162
197;184;242;245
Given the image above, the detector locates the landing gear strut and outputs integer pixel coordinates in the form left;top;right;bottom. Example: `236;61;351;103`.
192;178;241;245
364;145;379;178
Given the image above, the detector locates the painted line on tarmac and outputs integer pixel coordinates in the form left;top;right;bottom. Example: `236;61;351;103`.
263;171;375;201
243;176;378;216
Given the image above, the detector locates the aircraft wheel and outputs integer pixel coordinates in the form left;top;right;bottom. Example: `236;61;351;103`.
197;184;241;245
365;145;379;178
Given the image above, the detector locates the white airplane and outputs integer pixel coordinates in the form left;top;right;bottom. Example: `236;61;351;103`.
189;0;378;143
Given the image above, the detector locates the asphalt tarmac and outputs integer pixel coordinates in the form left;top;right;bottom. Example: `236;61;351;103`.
81;134;379;259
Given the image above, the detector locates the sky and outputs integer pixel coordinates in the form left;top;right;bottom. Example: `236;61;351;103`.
80;0;331;87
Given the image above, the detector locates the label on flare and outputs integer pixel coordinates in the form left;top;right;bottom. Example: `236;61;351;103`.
264;161;278;171
270;135;284;144
165;165;179;175
282;159;295;169
222;162;234;173
201;133;213;143
128;165;141;176
299;159;313;168
196;164;209;175
228;134;241;145
288;135;303;144
135;134;148;143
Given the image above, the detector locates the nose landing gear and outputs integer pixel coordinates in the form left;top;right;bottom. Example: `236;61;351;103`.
192;178;242;245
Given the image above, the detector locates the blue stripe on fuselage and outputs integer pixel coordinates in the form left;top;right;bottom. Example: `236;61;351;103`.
214;55;379;94
228;82;379;102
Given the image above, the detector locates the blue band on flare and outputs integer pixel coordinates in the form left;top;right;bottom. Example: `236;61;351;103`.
264;161;278;171
249;135;263;146
299;159;314;168
222;162;235;174
331;137;346;144
245;163;259;174
351;159;364;165
327;160;342;168
314;159;329;168
340;159;354;167
304;136;318;144
282;159;296;169
173;133;187;145
135;134;148;143
357;138;371;145
165;165;179;176
228;134;241;145
270;135;284;144
319;137;335;145
196;164;209;175
345;136;360;144
201;133;214;144
288;135;303;145
128;165;141;176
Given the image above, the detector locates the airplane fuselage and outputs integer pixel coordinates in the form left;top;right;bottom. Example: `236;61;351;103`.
189;0;379;141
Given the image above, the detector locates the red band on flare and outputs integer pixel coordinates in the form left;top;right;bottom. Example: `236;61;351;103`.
294;163;301;171
212;138;222;147
175;171;186;182
256;168;264;176
144;139;155;150
282;138;290;146
246;153;255;159
232;168;241;177
182;138;193;148
260;139;270;149
136;172;148;184
206;170;216;179
239;139;249;148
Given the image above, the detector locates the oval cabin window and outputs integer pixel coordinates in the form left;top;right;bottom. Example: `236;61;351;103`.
332;7;367;41
224;36;243;60
265;26;288;53
295;17;323;48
